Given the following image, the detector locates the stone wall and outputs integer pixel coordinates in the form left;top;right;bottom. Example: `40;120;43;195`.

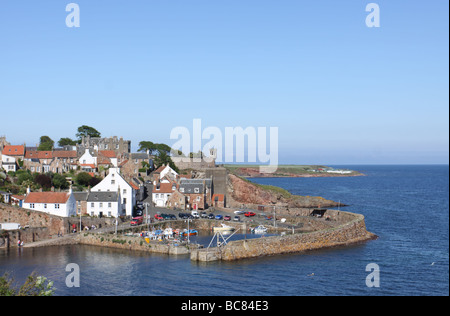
0;203;67;236
77;233;190;255
0;202;126;248
192;210;377;261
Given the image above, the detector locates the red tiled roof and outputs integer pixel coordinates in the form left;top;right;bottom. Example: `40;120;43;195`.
24;192;70;204
118;160;129;167
25;151;53;159
81;164;96;169
153;182;176;194
53;151;77;158
128;181;139;190
97;157;111;165
154;165;166;173
99;150;117;158
2;145;25;156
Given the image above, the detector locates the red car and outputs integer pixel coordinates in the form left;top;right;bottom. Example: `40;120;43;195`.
154;214;163;220
131;217;143;226
244;212;256;217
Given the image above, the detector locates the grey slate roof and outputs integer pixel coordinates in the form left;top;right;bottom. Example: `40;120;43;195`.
87;192;119;202
179;179;212;194
73;192;88;202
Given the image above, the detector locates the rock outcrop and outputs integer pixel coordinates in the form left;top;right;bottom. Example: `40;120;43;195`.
226;174;342;209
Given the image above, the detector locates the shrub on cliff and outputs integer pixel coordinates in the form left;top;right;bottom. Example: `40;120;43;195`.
0;273;55;296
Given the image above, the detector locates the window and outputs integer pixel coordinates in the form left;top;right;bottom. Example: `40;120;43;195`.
44;204;47;209
194;188;200;193
123;189;127;194
197;196;201;201
30;203;35;209
91;203;94;207
180;188;184;193
108;203;112;208
99;203;103;208
111;180;115;185
55;204;60;209
108;211;112;217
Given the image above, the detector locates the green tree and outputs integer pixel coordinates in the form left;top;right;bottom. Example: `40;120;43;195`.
75;172;92;187
34;174;52;190
138;141;173;155
76;125;101;143
57;137;77;147
52;173;69;190
38;136;54;151
17;171;33;185
153;150;179;173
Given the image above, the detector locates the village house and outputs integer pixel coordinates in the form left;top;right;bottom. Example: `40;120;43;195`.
86;191;122;218
1;145;25;160
79;148;97;173
24;150;53;173
51;150;78;173
0;190;11;204
178;178;213;210
152;181;177;207
167;189;187;210
73;191;89;216
1;154;17;172
151;165;179;184
119;153;153;182
79;136;131;156
0;145;25;172
90;168;137;217
22;189;77;217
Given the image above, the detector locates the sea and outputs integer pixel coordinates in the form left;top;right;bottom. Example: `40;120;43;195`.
0;165;448;296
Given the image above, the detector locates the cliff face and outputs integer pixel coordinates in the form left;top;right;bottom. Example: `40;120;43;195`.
226;174;341;209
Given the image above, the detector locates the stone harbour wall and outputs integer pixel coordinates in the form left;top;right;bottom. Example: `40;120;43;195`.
77;233;191;255
192;210;377;261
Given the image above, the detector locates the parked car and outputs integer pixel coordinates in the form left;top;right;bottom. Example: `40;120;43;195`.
215;214;223;220
224;215;231;221
244;211;256;217
208;213;215;219
200;212;208;218
131;217;143;226
154;213;163;220
234;210;245;215
233;216;240;222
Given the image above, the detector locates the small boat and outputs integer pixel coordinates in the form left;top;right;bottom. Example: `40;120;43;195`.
213;224;235;233
180;229;198;237
252;225;268;234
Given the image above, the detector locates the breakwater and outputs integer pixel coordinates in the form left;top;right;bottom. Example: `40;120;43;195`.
191;210;376;262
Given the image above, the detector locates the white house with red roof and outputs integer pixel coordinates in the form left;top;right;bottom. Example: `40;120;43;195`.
22;189;76;217
90;168;136;216
152;181;177;207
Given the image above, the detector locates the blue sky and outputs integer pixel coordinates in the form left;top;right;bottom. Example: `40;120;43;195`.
0;0;448;164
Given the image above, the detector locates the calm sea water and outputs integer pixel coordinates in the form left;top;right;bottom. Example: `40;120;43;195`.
1;165;448;296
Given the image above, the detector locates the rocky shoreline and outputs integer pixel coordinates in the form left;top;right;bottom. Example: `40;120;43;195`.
226;174;345;210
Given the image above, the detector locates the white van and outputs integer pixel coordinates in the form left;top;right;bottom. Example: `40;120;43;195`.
191;211;200;219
